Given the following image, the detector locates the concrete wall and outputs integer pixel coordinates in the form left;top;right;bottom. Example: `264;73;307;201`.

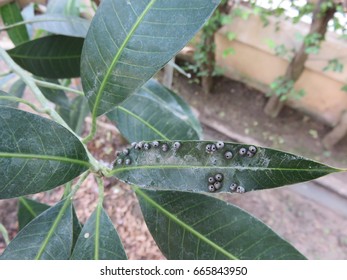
215;12;347;126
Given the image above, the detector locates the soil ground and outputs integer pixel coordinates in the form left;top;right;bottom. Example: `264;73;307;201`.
1;70;347;260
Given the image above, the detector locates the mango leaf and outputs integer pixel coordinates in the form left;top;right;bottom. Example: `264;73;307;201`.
0;2;29;45
28;14;90;38
111;140;341;193
17;197;82;252
82;0;221;116
7;35;84;79
71;207;127;260
18;198;50;230
136;189;306;259
0;199;72;260
47;0;81;16
107;79;202;142
0;107;90;199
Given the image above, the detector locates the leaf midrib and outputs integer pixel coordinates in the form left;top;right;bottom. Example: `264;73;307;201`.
91;0;158;116
0;152;91;168
111;164;338;175
135;187;238;260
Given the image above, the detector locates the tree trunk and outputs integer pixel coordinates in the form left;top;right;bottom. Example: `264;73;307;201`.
264;0;336;117
200;1;231;94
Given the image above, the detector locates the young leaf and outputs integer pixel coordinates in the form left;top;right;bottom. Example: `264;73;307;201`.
0;199;73;260
0;107;90;199
136;189;306;259
107;79;202;142
7;35;84;79
0;2;29;45
18;198;50;230
71;207;127;260
82;0;221;116
111;141;341;193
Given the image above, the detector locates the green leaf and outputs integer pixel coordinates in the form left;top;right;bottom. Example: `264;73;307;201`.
107;79;202;142
136;189;306;259
0;2;29;45
0;107;90;199
47;0;81;16
82;0;221;116
18;198;50;231
71;207;127;260
111;140;341;193
28;14;90;38
7;35;84;79
0;199;73;260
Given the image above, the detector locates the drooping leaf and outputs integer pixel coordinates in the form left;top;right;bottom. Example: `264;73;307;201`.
71;207;127;260
0;199;73;260
0;107;90;199
136;189;306;260
111;140;341;193
18;198;50;230
7;35;84;79
28;14;90;38
0;2;29;45
82;0;221;116
107;79;202;142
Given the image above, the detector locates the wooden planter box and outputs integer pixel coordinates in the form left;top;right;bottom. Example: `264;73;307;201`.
215;12;347;127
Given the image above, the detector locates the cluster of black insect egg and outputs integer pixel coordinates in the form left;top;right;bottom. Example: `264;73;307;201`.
238;145;257;158
205;141;234;160
229;183;245;194
131;140;181;152
114;148;132;166
207;173;224;192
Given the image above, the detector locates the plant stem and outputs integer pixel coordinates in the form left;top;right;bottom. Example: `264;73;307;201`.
33;78;85;96
0;96;49;114
0;48;71;131
94;176;104;260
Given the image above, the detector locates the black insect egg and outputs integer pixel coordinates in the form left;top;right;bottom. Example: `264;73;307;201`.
173;141;181;150
246;150;254;158
208;176;215;184
162;143;169;152
205;144;212;153
152;141;159;148
230;183;237;191
224;151;233;159
216;141;224;149
214;173;223;182
125;158;131;165
123;149;129;156
143;143;151;150
208;185;216;192
213;181;221;190
239;147;247;156
248;145;257;154
236;186;245;193
116;158;123;165
210;144;217;152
